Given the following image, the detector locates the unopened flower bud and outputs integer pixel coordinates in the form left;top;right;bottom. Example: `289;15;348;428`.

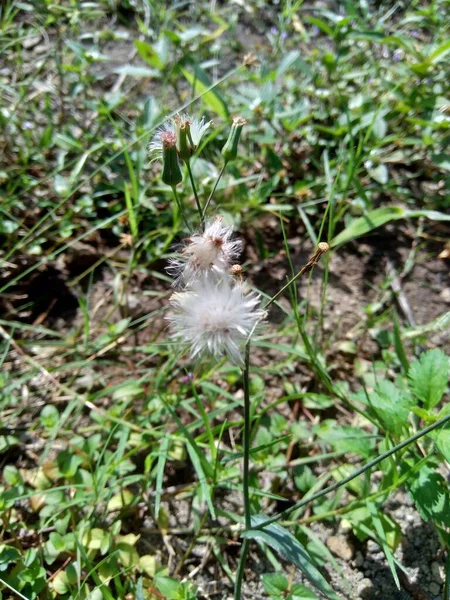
161;131;182;187
222;117;246;162
175;114;192;161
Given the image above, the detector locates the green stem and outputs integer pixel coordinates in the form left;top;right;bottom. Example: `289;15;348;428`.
171;186;190;232
243;342;251;530
233;539;249;600
202;162;227;221
186;160;204;230
253;412;450;531
234;343;252;600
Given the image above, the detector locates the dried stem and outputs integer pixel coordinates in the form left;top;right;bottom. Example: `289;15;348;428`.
266;242;330;308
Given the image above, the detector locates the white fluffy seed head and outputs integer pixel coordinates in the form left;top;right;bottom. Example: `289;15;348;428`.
167;217;242;287
148;113;211;160
167;278;266;365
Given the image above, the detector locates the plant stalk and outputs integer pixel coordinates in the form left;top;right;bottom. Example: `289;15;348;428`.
171;186;190;232
186;160;204;230
234;342;252;600
202;162;227;221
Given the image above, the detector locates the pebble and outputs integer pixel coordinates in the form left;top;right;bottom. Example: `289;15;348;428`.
429;583;441;595
357;578;373;595
440;288;450;303
354;552;364;568
326;535;355;561
367;540;381;553
431;561;443;583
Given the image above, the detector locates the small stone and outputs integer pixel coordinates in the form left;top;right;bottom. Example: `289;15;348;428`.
354;552;364;568
431;561;443;583
357;578;373;595
372;552;384;562
429;583;441;595
326;535;354;561
367;540;381;553
440;288;450;303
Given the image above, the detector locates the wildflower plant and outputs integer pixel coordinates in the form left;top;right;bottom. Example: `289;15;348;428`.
149;111;450;600
150;112;334;597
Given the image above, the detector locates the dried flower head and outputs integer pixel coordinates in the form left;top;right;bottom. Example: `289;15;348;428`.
168;217;241;286
167;278;266;364
148;113;212;160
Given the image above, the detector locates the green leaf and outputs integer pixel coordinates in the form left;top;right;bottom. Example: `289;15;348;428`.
179;65;228;120
408;349;449;409
52;572;69;595
367;502;401;589
245;516;340;600
290;584;320;599
40;405;60;429
435;429;450;462
408;465;450;528
331;206;406;247
367;380;413;436
331;206;450;248
155;436;170;517
155;576;180;599
261;572;288;595
134;40;164;69
315;422;372;458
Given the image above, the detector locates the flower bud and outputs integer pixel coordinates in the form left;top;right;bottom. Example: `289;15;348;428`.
161;131;182;187
173;114;193;161
221;117;246;162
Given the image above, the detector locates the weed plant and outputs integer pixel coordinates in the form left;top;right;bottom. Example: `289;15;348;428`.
0;1;449;599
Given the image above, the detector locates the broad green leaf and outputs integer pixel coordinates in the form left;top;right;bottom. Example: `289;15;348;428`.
315;422;372;458
408;465;450;528
261;572;288;595
435;429;450;462
179;66;228;119
245;516;340;600
155;576;180;599
367;380;413;436
52;571;69;595
408;349;449;409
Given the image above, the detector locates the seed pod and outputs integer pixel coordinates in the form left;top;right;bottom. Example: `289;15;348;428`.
222;117;246;162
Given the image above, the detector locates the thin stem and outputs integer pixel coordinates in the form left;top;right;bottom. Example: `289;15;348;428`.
233;539;249;600
186;160;204;230
202;162;227;221
243;342;251;530
265;243;329;309
252;412;450;531
234;343;252;600
171;186;190;232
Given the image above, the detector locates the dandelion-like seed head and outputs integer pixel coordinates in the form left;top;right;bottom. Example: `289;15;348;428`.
168;278;266;365
149;113;211;161
148;122;175;159
161;130;177;149
168;217;242;286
